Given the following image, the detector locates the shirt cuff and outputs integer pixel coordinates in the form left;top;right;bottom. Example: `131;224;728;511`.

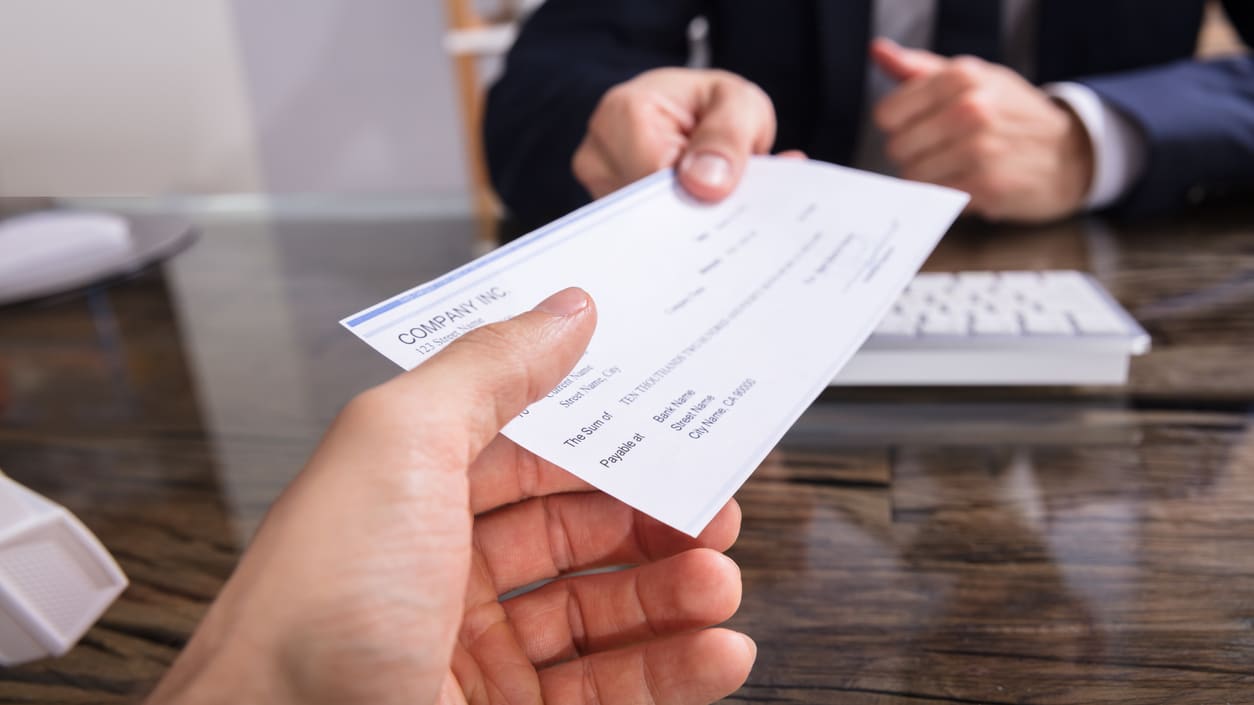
1044;81;1148;210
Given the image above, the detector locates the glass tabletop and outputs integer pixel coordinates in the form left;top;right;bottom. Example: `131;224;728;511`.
2;203;1253;702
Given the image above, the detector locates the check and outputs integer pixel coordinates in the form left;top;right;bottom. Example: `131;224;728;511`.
342;158;966;536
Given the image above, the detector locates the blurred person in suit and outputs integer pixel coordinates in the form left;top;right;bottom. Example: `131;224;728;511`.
485;1;1254;230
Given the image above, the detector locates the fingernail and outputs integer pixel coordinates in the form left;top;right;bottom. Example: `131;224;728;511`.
533;287;589;317
738;633;758;660
682;151;732;188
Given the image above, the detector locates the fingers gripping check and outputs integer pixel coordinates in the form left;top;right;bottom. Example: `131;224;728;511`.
388;288;597;466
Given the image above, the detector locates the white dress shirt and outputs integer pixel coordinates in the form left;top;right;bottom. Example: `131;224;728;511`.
858;0;1146;209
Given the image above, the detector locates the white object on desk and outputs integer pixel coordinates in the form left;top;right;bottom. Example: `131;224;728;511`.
0;473;127;666
833;271;1151;386
0;210;196;307
0;211;131;302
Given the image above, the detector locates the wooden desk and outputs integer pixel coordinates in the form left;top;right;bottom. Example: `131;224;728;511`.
2;205;1253;702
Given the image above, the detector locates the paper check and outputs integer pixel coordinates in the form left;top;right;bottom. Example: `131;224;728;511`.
342;158;967;536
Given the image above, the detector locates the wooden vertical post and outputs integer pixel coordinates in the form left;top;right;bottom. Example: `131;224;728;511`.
444;0;502;246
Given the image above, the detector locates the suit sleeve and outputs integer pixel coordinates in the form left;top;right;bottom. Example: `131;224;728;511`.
1079;51;1254;217
484;1;704;229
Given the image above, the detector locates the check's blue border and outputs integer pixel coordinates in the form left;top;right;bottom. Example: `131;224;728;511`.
344;170;676;328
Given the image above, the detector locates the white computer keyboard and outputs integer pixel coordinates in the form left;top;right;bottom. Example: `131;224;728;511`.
832;271;1150;386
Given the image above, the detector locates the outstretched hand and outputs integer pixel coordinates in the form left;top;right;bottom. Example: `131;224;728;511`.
574;68;781;203
149;288;755;705
871;38;1094;223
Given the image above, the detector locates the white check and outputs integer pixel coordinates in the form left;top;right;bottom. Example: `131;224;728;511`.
342;158;966;536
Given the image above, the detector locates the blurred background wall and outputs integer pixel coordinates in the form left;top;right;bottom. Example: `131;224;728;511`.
0;0;470;204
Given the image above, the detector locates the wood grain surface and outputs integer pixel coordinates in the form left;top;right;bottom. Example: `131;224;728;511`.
2;204;1253;703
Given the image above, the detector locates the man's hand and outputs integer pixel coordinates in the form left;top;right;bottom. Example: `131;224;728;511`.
574;68;779;202
149;287;755;705
871;38;1095;223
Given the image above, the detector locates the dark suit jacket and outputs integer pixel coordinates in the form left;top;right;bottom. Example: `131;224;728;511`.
485;1;1254;228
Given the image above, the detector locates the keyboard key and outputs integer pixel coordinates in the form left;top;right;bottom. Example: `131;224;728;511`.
920;312;968;336
982;289;1025;311
1022;311;1073;335
905;273;955;297
1042;271;1102;308
972;311;1021;335
943;300;979;319
874;312;916;335
954;271;997;300
894;300;925;323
